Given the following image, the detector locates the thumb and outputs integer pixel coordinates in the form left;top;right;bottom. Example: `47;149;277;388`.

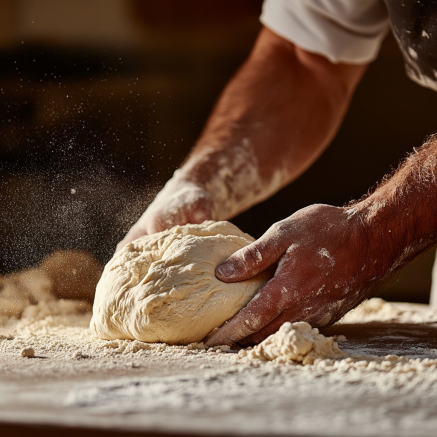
216;221;291;282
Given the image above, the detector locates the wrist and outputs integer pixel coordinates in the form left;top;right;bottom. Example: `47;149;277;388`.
349;194;435;283
159;169;208;199
176;161;246;221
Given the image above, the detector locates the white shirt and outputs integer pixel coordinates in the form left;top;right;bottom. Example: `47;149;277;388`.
261;0;390;64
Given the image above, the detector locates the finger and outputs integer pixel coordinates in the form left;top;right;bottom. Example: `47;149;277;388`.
205;276;288;347
216;220;292;283
238;311;295;346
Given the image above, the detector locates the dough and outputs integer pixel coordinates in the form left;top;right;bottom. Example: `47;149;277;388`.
238;322;344;365
90;221;270;344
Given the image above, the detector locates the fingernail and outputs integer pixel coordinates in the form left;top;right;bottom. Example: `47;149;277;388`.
216;262;235;278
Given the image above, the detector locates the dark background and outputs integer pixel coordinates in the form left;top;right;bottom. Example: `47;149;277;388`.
0;0;435;302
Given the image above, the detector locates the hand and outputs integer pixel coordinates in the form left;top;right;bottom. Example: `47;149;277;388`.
116;174;216;251
206;204;378;347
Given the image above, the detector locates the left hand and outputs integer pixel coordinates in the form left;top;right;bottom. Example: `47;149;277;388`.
206;204;381;347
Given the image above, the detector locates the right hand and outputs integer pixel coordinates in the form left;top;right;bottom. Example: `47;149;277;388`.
206;204;377;347
116;175;216;251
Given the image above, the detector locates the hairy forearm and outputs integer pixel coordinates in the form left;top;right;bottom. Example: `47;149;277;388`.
351;135;437;283
173;27;366;219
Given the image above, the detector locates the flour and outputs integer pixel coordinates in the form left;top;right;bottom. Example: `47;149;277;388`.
1;269;437;437
0;267;52;321
0;250;101;326
1;292;436;374
341;297;437;324
178;139;290;221
1;258;437;376
238;322;344;365
0;298;232;361
21;346;35;358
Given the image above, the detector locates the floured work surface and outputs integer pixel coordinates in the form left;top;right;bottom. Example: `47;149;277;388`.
1;298;437;437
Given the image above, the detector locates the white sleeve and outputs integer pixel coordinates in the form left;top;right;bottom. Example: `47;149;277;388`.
260;0;390;64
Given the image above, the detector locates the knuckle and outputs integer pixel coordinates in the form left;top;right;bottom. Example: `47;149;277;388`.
285;243;299;255
269;221;283;235
267;220;293;249
242;244;263;266
272;218;291;233
243;314;263;332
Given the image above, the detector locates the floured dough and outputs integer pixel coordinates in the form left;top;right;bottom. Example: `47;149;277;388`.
90;221;270;344
238;322;344;365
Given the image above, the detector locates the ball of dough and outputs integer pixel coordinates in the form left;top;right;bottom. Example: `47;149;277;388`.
90;221;270;344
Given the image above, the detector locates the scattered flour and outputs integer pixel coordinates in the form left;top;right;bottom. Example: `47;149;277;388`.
2;286;437;437
1;255;437;377
1;261;437;437
0;299;230;360
0;293;436;377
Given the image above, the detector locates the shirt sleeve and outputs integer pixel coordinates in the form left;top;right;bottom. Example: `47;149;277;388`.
260;0;390;64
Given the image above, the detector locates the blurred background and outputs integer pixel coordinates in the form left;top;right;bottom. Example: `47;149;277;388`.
0;0;436;303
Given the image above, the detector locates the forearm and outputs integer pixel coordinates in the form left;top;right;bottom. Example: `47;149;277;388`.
174;27;366;219
117;28;366;246
352;135;437;282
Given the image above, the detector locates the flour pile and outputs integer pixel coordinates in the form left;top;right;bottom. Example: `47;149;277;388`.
238;322;344;365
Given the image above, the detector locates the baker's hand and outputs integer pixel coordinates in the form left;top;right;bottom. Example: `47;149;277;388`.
116;175;216;251
206;204;378;347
